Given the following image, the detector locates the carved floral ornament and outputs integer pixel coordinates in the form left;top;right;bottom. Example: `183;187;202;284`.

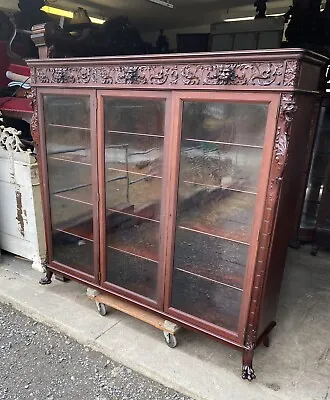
274;93;298;165
31;60;300;87
0;114;27;153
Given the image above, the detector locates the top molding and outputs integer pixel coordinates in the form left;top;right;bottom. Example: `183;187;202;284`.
27;40;328;92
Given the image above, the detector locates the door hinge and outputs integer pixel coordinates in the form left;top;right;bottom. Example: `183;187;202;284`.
98;271;101;282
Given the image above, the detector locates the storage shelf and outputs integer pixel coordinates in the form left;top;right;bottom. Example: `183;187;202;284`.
182;180;257;195
48;123;90;131
106;166;162;180
48;155;91;166
48;154;91;166
107;129;163;138
107;207;160;224
176;266;243;292
185;138;263;149
55;226;93;242
54;193;92;206
177;224;249;246
107;244;158;264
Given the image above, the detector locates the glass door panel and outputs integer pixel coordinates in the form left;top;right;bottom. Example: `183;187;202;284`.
43;95;95;277
171;100;269;332
103;97;166;302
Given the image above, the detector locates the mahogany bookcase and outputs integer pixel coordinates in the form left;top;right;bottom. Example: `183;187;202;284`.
27;43;327;379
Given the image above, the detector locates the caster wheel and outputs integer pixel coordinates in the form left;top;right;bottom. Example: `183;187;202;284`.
96;302;107;316
163;331;177;348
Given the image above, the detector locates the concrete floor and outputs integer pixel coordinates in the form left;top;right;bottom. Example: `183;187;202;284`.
0;245;329;400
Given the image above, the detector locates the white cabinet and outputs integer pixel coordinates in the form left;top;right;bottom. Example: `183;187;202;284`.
0;124;46;271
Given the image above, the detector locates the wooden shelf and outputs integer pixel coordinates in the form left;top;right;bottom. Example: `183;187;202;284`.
107;244;158;264
107;129;164;138
185;137;263;149
48;153;91;166
54;192;92;206
55;225;93;242
48;123;90;131
106;166;162;180
176;266;243;291
177;224;250;245
106;211;160;263
182;180;257;195
107;206;160;224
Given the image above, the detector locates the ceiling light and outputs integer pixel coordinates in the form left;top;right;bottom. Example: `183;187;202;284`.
41;6;106;24
224;13;284;22
147;0;174;9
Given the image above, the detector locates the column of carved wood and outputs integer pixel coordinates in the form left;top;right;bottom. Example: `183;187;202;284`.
242;93;297;380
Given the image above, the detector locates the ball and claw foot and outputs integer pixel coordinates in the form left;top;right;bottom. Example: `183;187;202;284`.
39;270;53;285
242;365;256;381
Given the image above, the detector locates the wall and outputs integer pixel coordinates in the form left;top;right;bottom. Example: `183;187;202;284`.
141;25;210;49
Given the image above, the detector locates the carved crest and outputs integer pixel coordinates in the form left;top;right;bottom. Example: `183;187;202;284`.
32;59;300;89
27;89;40;147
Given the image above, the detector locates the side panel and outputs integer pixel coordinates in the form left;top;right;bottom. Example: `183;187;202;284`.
258;94;322;337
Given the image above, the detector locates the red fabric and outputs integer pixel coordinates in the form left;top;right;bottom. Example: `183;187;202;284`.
0;42;29;86
8;64;30;77
0;97;33;113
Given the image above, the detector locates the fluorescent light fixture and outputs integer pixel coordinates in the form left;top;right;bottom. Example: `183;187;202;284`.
147;0;174;9
41;6;106;24
224;13;284;22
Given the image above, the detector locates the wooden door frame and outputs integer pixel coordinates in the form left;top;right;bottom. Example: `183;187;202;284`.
37;87;99;284
97;89;171;310
163;90;280;344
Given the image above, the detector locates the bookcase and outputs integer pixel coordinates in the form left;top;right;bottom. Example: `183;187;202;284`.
28;47;326;379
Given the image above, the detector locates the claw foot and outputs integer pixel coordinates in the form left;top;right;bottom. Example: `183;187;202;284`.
39;270;53;285
242;365;256;381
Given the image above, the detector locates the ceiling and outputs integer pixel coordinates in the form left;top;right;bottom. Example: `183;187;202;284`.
0;0;293;32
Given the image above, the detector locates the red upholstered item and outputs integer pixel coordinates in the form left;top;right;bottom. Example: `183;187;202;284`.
0;42;30;87
0;97;32;113
8;64;30;77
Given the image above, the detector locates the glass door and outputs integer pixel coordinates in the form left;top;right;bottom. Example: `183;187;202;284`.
99;92;169;307
41;91;98;282
166;93;274;336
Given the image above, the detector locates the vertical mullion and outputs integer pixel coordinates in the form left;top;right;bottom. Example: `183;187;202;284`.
157;93;172;308
163;93;184;311
91;90;101;283
97;93;107;284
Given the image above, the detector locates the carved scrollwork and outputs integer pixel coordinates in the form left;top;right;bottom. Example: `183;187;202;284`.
149;66;178;85
181;65;203;85
33;59;301;88
0;115;26;153
98;67;113;84
283;60;300;86
115;66;147;84
237;62;284;86
274;93;298;164
27;88;39;148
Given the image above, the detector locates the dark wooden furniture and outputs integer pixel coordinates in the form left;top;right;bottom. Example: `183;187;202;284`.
27;41;326;380
311;160;330;255
298;96;330;243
